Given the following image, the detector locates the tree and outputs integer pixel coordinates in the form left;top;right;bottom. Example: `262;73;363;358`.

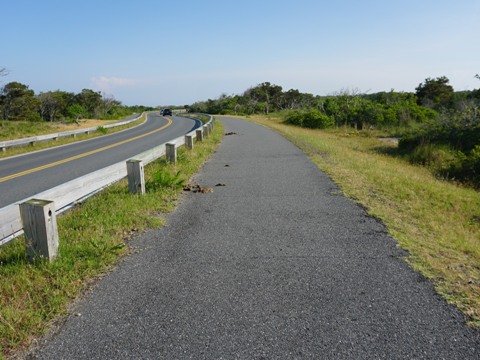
100;92;121;117
259;82;283;114
37;90;73;121
241;87;259;114
243;82;283;114
67;103;86;121
74;89;102;118
0;82;39;121
330;88;363;127
415;76;454;109
282;89;303;110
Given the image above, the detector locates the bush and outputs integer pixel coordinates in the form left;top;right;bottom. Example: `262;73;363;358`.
399;124;480;153
409;143;461;169
303;110;335;128
401;126;480;188
446;145;480;188
284;110;334;129
284;111;304;126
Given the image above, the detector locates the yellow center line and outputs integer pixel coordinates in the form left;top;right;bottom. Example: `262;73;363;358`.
0;117;173;183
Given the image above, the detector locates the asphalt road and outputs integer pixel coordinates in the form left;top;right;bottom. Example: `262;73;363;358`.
0;113;200;208
31;116;480;359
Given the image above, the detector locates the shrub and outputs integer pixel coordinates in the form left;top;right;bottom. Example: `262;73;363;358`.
401;128;480;188
147;169;185;190
284;110;304;126
97;126;108;134
302;110;335;129
284;110;334;129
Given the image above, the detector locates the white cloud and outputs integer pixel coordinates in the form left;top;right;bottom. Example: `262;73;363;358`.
90;76;140;93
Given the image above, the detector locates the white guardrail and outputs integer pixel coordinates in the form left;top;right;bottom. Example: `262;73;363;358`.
0;113;144;151
0;114;213;247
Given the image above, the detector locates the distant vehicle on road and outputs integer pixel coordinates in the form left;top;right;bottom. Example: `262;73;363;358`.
161;108;172;116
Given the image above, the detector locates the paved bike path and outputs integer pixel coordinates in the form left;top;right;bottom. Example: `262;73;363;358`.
33;116;479;359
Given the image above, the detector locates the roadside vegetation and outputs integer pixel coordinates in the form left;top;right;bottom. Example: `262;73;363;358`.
0;115;147;159
0;120;223;359
0;80;154;123
0;78;155;159
179;113;211;124
190;75;480;188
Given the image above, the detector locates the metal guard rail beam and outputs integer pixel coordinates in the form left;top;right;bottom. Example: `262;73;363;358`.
0;113;144;151
0;114;213;246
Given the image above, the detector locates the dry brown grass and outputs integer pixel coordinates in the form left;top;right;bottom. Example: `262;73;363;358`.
48;119;118;131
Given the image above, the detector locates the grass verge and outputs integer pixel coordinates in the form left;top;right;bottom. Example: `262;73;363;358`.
179;113;211;123
243;115;480;327
0;119;223;358
0;114;146;159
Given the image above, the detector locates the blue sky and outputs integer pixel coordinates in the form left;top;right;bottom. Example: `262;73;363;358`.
2;0;479;106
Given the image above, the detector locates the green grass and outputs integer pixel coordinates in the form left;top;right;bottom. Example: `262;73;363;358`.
0;115;146;159
244;115;480;327
0;120;223;358
180;113;211;123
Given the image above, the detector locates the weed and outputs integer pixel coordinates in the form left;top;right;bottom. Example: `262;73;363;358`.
96;126;108;134
148;168;185;190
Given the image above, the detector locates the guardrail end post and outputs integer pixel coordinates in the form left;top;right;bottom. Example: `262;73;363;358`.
126;159;145;194
166;143;177;164
185;135;194;150
196;129;204;142
19;199;59;262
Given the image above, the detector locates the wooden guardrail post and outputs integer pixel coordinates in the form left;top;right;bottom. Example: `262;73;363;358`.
185;134;194;150
19;199;59;262
196;129;203;142
166;143;177;164
203;125;209;138
126;159;145;194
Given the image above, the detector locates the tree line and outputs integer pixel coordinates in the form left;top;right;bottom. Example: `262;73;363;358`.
188;77;480;130
189;76;480;188
0;75;152;123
